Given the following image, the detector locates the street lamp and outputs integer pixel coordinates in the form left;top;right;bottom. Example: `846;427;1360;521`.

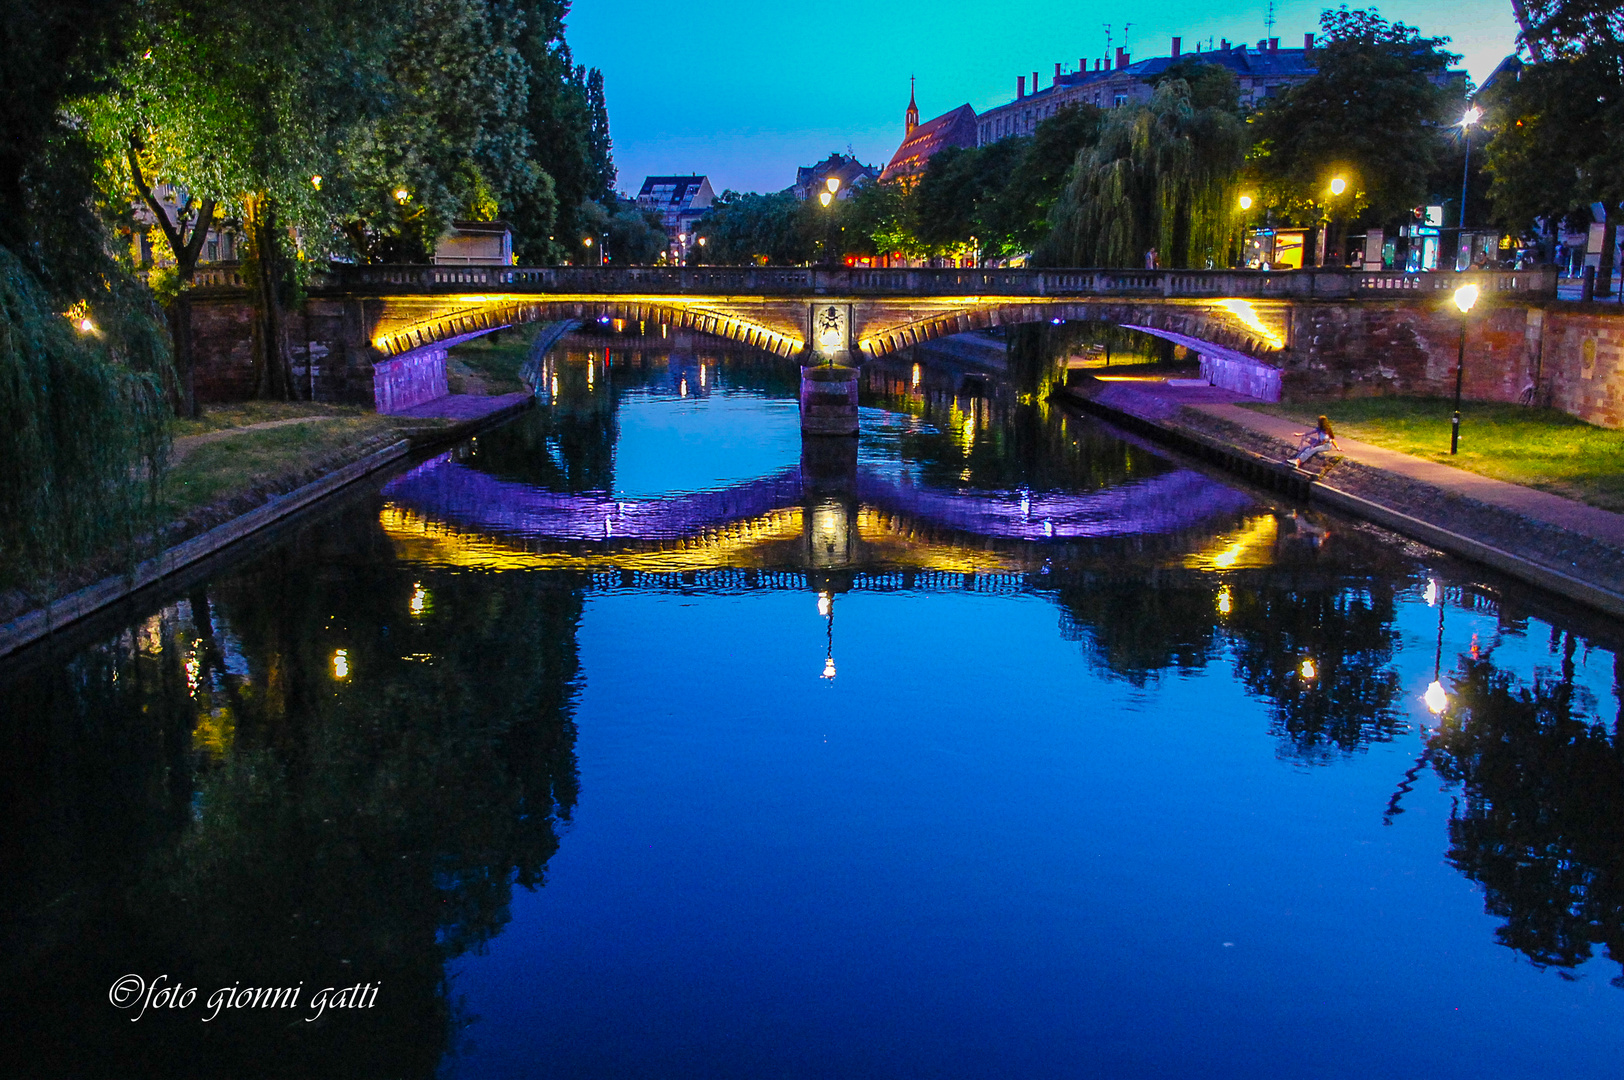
1458;105;1482;243
819;190;833;207
583;235;602;266
1449;283;1479;454
1329;177;1346;196
1238;195;1252;210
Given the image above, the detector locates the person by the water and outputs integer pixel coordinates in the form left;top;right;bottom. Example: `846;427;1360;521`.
1288;415;1339;469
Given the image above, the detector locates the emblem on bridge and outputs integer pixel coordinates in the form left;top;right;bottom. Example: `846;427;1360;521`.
812;304;850;358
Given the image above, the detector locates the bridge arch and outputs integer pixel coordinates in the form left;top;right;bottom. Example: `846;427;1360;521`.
854;298;1288;364
370;296;807;361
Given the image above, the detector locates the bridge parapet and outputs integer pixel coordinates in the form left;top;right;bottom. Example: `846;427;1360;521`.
260;264;1557;301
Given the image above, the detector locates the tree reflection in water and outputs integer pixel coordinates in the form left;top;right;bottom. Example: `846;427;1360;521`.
1427;636;1624;984
0;520;583;1078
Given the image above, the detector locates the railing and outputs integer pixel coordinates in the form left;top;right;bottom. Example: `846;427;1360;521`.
188;262;1560;301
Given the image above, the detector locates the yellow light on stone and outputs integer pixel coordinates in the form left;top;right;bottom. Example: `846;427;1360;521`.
1424;679;1448;714
1453;283;1479;314
332;649;350;680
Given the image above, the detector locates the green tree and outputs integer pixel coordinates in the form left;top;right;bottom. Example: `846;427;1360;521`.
1249;7;1460;230
1040;80;1247;268
511;0;614;263
1000;103;1105;255
693;190;814;265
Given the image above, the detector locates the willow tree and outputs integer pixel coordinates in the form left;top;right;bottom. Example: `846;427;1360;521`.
1039;81;1246;269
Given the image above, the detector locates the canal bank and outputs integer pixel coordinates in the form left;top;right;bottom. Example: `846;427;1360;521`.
1059;375;1624;619
0;392;533;661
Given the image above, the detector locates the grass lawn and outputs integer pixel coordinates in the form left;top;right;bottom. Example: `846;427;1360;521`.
1246;397;1624;512
447;325;538;395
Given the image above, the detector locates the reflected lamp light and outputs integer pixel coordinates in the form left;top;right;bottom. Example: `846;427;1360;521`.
1424;680;1448;714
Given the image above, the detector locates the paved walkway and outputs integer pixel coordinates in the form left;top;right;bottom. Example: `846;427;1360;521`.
171;415;343;463
391;392;531;421
1090;376;1624;548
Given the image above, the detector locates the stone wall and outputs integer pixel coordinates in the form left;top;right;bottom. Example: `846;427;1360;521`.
1279;300;1624;428
189;294;379;406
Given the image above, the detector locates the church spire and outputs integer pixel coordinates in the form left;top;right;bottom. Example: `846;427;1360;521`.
905;76;919;135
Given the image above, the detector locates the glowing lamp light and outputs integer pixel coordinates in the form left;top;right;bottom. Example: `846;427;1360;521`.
332;649;350;680
826;177;841;194
819;191;833;207
1423;578;1439;606
310;174;323;190
1453;283;1479;314
819;326;843;350
1217;584;1233;615
821;656;837;680
76;318;96;334
1424;680;1449;714
1329;177;1347;196
409;583;428;616
393;187;409;203
1462;105;1482;126
1238;195;1253;210
583;236;593;246
817;591;832;618
1300;658;1318;681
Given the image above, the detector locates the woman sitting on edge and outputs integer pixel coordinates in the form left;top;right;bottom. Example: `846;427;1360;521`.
1288;415;1340;468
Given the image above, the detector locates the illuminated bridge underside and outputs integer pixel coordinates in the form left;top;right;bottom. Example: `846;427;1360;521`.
367;294;1292;366
380;454;1259;544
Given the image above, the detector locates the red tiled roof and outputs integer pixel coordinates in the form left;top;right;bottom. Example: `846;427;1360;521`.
880;104;978;182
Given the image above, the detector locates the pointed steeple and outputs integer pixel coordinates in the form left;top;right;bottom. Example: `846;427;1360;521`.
905;76;919;135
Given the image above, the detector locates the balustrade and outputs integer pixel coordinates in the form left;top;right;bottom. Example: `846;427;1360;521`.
184;261;1558;301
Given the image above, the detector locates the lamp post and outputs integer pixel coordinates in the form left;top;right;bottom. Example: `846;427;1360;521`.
819;176;841;267
1457;105;1482;269
1324;177;1347;267
1449;282;1479;454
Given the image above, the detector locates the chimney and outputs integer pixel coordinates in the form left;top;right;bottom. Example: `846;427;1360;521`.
1017;75;1026;99
1055;62;1063;83
1304;32;1315;49
1032;71;1040;93
1269;37;1279;51
1171;36;1181;58
1115;47;1128;70
1220;38;1229;51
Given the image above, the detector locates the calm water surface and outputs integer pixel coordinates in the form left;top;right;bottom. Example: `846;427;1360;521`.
3;336;1622;1078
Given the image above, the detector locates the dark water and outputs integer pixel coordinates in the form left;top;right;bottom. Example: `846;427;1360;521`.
3;336;1622;1078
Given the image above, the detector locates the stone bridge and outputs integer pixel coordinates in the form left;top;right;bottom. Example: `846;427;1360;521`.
183;264;1624;428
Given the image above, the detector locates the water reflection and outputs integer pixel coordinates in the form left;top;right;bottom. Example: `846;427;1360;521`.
0;530;582;1076
1427;625;1624;982
2;333;1622;1076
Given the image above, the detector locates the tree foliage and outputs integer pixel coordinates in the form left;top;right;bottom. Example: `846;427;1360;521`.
1249;7;1461;227
1041;81;1247;268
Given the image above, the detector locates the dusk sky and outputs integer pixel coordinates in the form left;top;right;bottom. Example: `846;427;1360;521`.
569;0;1521;197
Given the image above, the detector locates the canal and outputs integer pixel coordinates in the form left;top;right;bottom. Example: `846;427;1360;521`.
2;334;1621;1078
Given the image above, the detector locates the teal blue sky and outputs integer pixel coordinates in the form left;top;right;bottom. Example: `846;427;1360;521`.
568;0;1520;197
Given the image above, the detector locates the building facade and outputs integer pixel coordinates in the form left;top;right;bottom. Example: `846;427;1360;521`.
977;35;1326;146
794;154;879;201
635;175;716;262
879;85;978;184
